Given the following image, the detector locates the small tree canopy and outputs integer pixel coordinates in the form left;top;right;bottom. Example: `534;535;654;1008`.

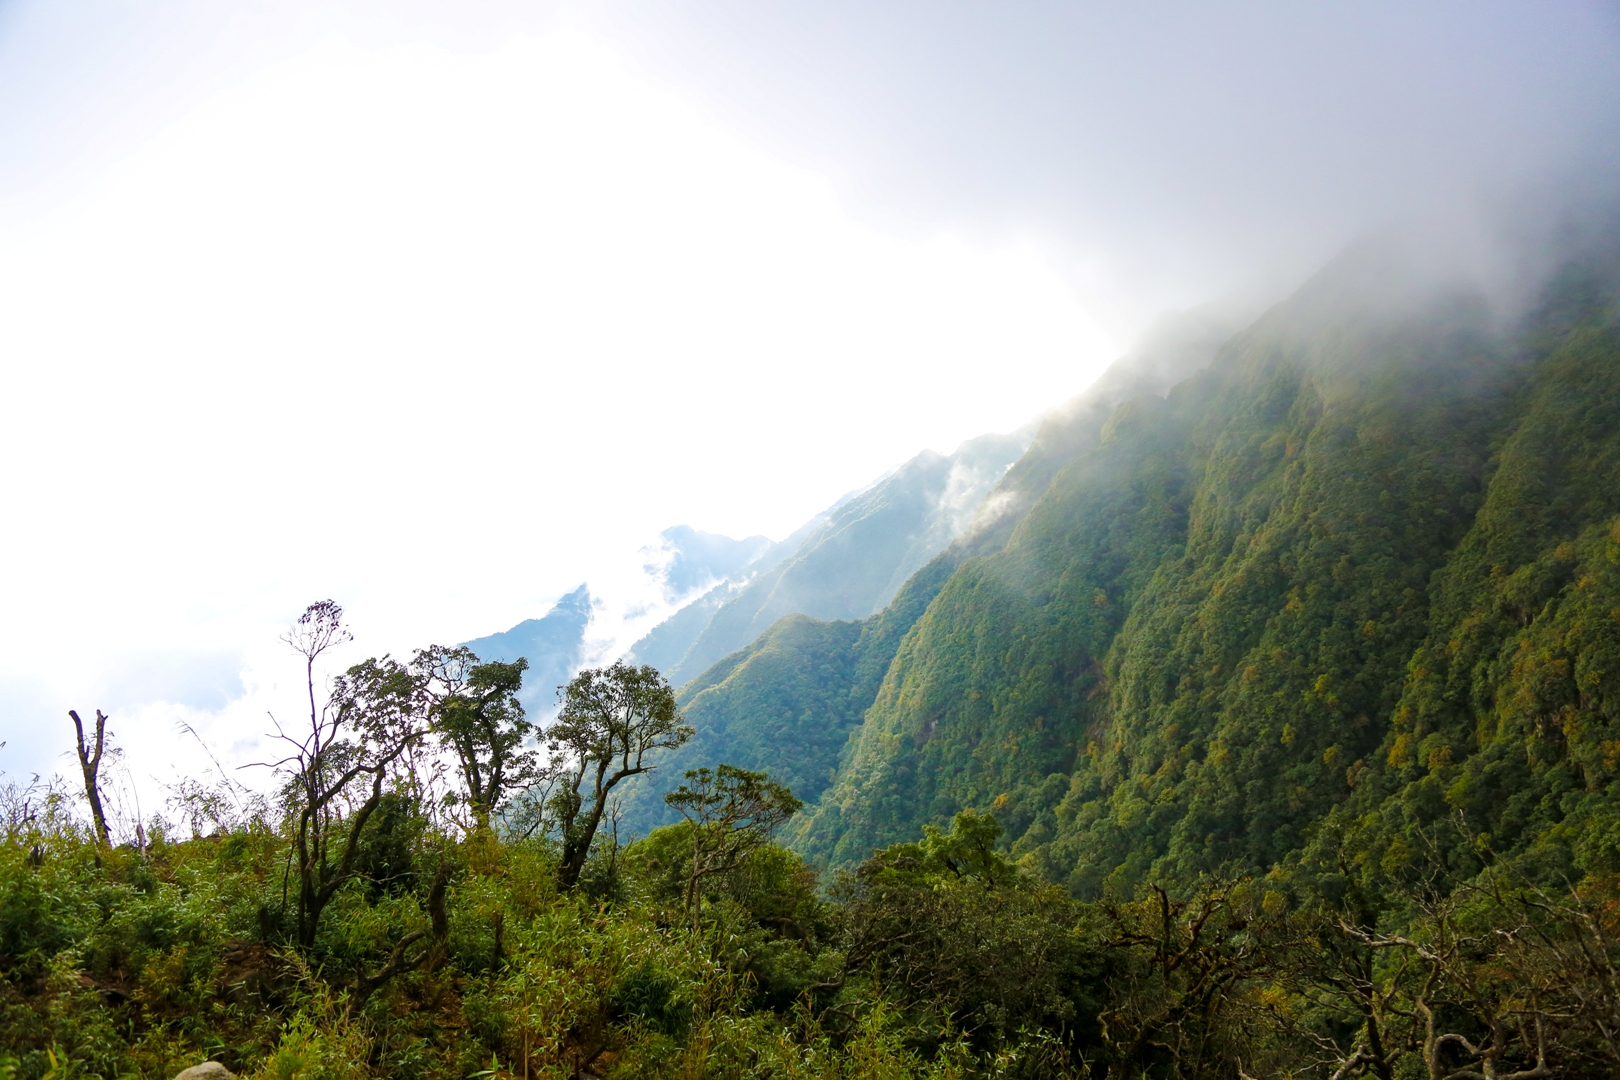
414;645;535;827
665;764;801;927
547;661;692;890
917;808;1011;885
267;602;426;950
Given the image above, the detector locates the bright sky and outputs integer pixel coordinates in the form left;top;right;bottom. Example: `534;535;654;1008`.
0;6;1124;802
1;1;1615;819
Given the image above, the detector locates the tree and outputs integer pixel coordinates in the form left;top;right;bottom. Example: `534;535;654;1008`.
546;661;692;890
665;764;801;929
915;807;1014;885
836;811;1102;1057
267;601;426;949
1092;876;1285;1079
67;709;111;849
414;645;536;829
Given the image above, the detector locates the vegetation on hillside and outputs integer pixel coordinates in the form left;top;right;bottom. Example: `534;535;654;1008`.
12;233;1620;1079
788;232;1620;911
10;737;1620;1079
613;551;967;837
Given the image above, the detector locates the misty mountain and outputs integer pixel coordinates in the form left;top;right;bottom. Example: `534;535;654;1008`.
623;222;1620;906
605;308;1237;836
464;422;1034;711
462;584;593;717
646;428;1035;686
625;513;842;675
462;527;786;713
648;525;774;598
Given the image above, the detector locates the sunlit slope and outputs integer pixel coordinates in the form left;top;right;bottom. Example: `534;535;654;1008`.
794;235;1620;887
615;305;1242;837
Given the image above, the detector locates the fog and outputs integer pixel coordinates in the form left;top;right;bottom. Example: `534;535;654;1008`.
0;0;1615;814
599;1;1620;301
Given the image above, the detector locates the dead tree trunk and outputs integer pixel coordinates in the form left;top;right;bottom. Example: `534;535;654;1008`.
69;709;111;848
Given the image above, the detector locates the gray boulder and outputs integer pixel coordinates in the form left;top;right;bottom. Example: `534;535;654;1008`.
174;1064;235;1080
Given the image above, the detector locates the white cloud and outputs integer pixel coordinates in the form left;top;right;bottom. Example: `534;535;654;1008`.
0;23;1121;796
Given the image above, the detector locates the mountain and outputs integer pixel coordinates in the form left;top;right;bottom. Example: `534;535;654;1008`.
651;224;1620;902
464;423;1033;715
648;525;775;598
463;584;593;716
650;429;1034;687
463;528;782;713
794;233;1524;872
608;309;1241;835
624;514;838;677
619;582;735;677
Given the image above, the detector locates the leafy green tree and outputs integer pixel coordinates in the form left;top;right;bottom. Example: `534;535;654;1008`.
414;645;536;829
664;764;801;928
622;824;840;1010
546;661;692;890
837;811;1104;1060
267;601;425;950
913;807;1014;885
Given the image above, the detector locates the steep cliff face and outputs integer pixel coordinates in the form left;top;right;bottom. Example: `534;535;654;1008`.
775;231;1620;891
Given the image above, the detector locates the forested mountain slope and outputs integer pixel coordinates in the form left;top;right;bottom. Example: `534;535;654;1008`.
613;306;1243;835
1310;244;1620;891
614;551;965;833
773;231;1620;891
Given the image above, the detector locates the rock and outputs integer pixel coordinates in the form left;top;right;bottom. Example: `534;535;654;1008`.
174;1064;235;1080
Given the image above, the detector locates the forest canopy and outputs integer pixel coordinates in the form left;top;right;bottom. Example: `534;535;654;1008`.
6;598;1620;1080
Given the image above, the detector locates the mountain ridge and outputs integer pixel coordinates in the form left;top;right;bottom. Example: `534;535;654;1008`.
657;428;1034;685
640;225;1620;902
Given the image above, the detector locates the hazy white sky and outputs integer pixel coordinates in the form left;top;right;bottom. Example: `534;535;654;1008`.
1;0;1615;812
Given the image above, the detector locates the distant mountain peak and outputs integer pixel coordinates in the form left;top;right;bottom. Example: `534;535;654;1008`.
642;526;775;602
644;426;1035;687
462;584;593;717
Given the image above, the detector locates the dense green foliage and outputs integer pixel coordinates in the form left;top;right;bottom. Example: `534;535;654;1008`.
785;234;1620;908
11;784;1620;1079
614;551;966;836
